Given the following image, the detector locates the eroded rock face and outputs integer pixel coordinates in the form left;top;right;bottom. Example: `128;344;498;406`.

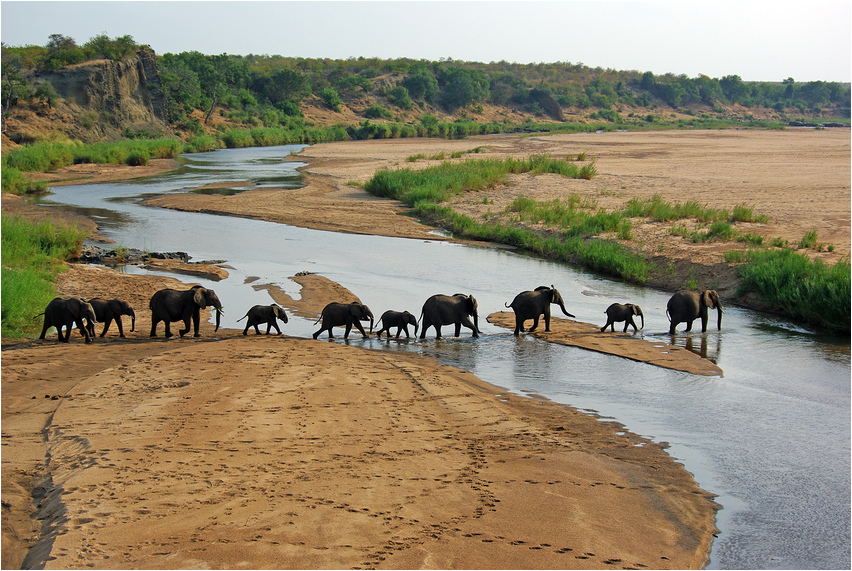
25;50;169;140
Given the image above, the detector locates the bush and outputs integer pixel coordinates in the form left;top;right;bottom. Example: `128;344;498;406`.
319;88;342;112
125;151;150;166
363;104;394;120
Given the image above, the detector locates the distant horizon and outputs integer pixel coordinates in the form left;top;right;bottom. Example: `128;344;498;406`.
2;1;850;83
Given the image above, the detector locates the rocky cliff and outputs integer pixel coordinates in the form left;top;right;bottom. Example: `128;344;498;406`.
5;50;170;144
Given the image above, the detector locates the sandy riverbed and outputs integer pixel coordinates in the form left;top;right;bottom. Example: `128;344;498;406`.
4;128;849;569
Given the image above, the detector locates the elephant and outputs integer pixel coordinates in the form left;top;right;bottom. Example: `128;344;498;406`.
85;297;136;338
419;294;480;339
666;289;722;335
37;297;96;343
149;285;223;338
601;303;644;333
375;310;418;339
505;285;574;336
313;302;374;339
238;304;288;335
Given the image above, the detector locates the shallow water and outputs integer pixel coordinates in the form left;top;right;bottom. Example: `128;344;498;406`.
40;144;850;569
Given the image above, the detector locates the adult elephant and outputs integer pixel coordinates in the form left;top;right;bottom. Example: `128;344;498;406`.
375;310;418;339
86;297;136;338
238;304;288;335
601;303;644;333
149;285;223;338
419;294;480;339
37;297;96;343
313;302;374;339
666;290;722;335
505;285;574;336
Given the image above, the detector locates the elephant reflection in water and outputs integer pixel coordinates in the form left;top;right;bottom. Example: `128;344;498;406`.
680;334;722;363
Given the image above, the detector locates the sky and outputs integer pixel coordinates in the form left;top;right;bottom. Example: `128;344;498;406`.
1;1;850;82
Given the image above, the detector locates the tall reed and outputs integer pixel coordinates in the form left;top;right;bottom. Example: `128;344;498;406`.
1;216;88;338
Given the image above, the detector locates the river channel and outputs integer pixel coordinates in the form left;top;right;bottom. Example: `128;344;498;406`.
39;144;850;569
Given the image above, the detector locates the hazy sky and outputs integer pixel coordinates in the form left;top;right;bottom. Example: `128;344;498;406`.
2;1;850;82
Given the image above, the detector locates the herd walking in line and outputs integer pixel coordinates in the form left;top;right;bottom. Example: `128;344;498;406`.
35;283;723;344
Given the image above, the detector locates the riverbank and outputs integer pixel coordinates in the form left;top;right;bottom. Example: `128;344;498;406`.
5;128;848;568
2;264;719;569
144;129;851;306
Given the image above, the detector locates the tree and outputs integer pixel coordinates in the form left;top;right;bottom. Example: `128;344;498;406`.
404;61;439;102
440;66;489;110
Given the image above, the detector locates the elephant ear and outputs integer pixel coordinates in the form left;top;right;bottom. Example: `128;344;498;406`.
193;288;207;307
702;290;716;309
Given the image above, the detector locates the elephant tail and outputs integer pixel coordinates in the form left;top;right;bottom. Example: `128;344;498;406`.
32;312;45;320
236;313;248;322
665;308;671;323
504;301;511;308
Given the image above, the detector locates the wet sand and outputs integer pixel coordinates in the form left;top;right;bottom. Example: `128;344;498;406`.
2;264;719;569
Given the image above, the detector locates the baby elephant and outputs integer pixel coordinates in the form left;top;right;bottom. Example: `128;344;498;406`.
601;303;644;333
375;310;418;339
86;297;136;338
238;304;289;335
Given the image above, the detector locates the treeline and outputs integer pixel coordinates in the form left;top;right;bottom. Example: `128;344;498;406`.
155;51;852;128
3;34;850;137
2;33;144;71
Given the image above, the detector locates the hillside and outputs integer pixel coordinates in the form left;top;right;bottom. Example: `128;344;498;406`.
2;39;849;151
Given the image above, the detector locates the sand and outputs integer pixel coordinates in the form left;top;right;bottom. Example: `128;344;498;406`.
6;128;849;569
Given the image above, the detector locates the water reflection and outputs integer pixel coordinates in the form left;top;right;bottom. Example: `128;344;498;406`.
670;332;723;364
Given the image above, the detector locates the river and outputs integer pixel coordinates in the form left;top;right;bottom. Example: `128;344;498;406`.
38;144;850;569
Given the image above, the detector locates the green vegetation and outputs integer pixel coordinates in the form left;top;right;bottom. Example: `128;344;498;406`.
1;138;186;194
731;248;850;333
1;216;88;338
363;156;646;282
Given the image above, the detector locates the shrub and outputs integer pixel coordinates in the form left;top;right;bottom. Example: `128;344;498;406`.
363;104;394;120
319;88;342;112
125;151;149;166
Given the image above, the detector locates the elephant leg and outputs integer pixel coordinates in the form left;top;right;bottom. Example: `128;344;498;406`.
700;316;709;332
544;312;552;332
164;321;174;337
529;316;540;332
685;320;693;332
669;321;677;335
352;321;368;338
115;318;126;338
513;316;522;336
270;322;282;335
179;319;192;337
150;318;160;337
243;322;250;335
39;321;50;339
76;318;92;343
253;324;262;334
454;322;462;337
100;318;112;337
460;316;479;338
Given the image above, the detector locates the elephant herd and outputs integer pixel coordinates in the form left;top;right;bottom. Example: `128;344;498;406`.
36;283;723;344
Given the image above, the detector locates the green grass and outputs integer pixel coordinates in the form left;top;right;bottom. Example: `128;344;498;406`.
364;155;648;282
734;249;850;333
1;215;88;339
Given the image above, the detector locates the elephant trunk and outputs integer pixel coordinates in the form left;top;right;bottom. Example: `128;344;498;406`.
129;309;136;332
473;312;480;334
638;309;644;330
558;300;575;319
215;307;222;332
716;304;723;331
